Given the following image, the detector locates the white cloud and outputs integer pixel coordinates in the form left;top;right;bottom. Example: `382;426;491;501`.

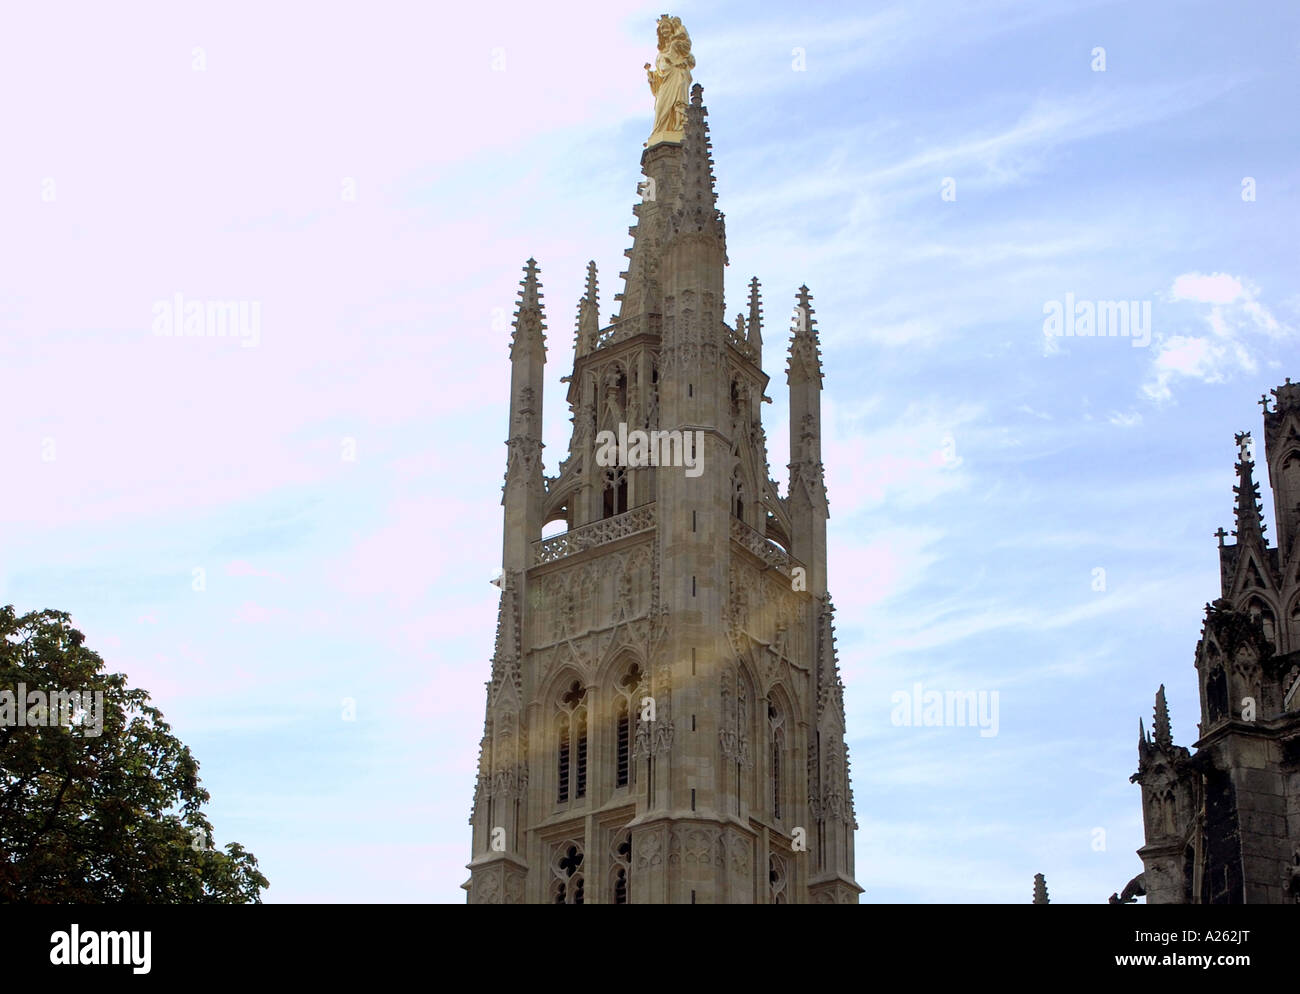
1169;272;1244;305
1143;272;1291;402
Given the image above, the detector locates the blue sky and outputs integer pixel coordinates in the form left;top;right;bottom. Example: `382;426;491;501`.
2;0;1297;902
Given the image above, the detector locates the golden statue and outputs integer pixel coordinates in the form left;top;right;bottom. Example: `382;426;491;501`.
644;15;694;146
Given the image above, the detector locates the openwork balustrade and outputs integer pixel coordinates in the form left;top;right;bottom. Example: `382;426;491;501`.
533;503;657;564
730;516;800;577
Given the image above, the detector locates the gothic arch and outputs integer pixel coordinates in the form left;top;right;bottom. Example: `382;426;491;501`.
540;661;592;709
607;657;645;792
597;360;630;431
1230;642;1264;718
764;513;792;555
731;463;748;525
550;840;586;904
610;828;633;904
601;466;629;518
1286;590;1300;652
1275;446;1300;508
769;852;788;904
768;696;789;824
765;681;798;730
552;679;590;806
594;642;646;691
730;441;764;529
1205;659;1228;725
1233;548;1275;598
719;660;760;815
1243;595;1279;651
542;485;576;528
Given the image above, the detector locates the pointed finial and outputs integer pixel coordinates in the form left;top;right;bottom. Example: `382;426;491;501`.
787;285;823;385
1231;432;1267;542
747;276;764;353
1153;685;1172;748
510;258;547;358
574;261;599;358
1235;430;1254;463
794;285;816;332
1032;873;1049;905
518;258;543;312
668;77;724;247
1138;716;1147;746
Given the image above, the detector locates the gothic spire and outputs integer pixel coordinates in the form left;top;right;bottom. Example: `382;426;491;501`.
510;258;547;359
1153;685;1172;749
668;84;726;252
747;276;764;356
787;285;823;386
1231;431;1266;545
575;260;599;358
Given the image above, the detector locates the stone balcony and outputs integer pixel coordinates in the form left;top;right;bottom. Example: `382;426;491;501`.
530;503;801;577
730;516;802;578
532;503;657;565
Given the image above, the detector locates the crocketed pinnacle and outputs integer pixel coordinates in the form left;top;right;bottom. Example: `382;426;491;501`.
668;83;726;251
574;260;599;358
1153;684;1172;749
786;284;823;386
1231;431;1266;544
510;258;547;359
747;276;764;355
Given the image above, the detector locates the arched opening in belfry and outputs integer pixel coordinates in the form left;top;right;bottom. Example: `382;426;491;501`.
603;468;628;518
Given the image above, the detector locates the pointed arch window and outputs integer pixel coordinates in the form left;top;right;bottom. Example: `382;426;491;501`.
575;709;588;798
551;842;585;905
616;699;630;788
557;714;571;803
769;853;787;904
557;681;588;804
603;468;628;518
611;830;632;905
614;662;642;790
769;702;785;822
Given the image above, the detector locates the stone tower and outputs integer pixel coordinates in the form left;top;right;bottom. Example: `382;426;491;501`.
1131;378;1300;903
463;74;860;904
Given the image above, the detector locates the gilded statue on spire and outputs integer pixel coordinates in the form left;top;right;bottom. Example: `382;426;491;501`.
644;15;694;147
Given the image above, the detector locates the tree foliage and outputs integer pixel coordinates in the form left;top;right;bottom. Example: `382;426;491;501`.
0;606;267;903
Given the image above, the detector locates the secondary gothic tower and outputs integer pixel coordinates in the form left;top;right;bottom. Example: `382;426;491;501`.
464;17;860;904
1130;379;1300;903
